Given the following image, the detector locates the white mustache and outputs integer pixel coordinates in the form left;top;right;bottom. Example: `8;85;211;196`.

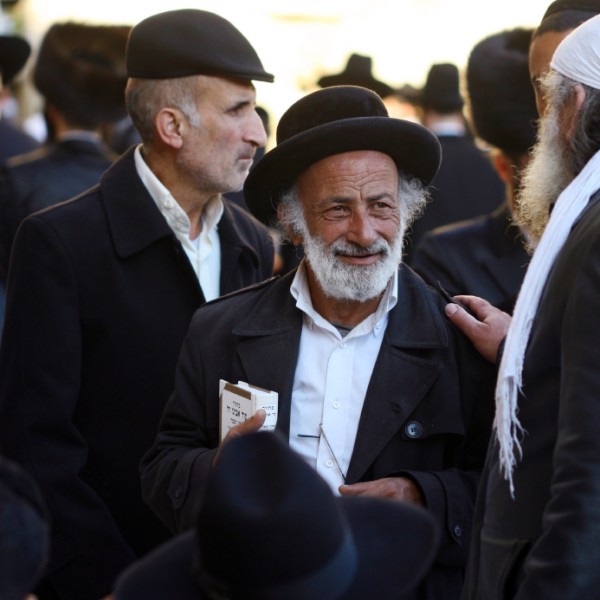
330;239;389;257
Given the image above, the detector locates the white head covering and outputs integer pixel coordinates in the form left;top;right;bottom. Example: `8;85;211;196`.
551;13;600;90
496;13;600;495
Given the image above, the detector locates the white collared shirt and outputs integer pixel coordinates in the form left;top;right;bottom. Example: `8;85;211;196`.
288;262;398;494
133;145;223;301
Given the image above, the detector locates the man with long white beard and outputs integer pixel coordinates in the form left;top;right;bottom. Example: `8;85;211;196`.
446;14;600;600
140;86;496;600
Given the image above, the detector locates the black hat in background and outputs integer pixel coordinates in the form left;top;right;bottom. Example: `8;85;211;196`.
33;22;130;126
126;9;274;83
115;432;439;600
317;53;394;98
419;62;464;113
467;28;538;155
244;85;441;218
0;34;30;86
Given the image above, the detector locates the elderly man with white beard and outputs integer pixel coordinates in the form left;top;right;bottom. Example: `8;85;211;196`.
140;86;496;600
444;14;600;600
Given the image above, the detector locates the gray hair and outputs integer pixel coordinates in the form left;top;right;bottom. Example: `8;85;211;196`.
542;69;600;176
125;75;203;145
277;173;428;243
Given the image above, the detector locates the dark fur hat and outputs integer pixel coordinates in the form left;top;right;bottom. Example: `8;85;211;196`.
33;22;130;126
466;28;538;155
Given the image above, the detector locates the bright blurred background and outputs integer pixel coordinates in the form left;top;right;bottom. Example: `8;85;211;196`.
3;0;554;144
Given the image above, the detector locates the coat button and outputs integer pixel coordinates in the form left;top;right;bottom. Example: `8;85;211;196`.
174;487;183;499
453;525;463;537
405;421;423;438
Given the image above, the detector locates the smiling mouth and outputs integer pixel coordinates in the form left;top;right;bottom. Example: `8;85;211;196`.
336;252;382;265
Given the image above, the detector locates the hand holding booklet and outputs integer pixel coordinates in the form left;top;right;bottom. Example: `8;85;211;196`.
219;380;278;442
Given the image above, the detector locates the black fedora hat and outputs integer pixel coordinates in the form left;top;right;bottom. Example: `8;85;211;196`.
126;9;274;82
317;53;393;98
0;34;30;86
244;85;441;219
115;431;440;600
419;62;464;113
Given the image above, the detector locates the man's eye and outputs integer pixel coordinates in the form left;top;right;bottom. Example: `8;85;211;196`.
371;202;394;212
323;206;348;219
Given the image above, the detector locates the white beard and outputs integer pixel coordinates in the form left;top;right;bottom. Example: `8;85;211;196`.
515;102;574;249
300;224;404;303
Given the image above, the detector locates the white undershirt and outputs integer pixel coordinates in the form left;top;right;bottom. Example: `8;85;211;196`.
288;262;398;494
133;145;223;300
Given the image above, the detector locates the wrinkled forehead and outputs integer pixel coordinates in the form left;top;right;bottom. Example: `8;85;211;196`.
296;150;399;198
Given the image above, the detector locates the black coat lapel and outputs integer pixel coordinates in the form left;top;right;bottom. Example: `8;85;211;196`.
347;266;449;482
232;273;302;437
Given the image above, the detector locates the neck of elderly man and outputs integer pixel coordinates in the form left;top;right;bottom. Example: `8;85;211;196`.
128;73;267;240
280;149;424;328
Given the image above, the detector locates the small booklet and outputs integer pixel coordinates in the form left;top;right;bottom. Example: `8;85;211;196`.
219;379;278;442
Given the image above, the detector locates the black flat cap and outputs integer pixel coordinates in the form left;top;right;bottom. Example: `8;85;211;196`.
244;85;441;218
126;9;274;82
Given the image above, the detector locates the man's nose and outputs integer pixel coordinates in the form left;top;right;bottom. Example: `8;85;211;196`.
346;209;378;247
244;110;268;148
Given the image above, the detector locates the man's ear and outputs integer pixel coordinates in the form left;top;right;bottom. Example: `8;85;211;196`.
155;108;185;149
565;84;586;141
277;204;303;246
492;152;512;186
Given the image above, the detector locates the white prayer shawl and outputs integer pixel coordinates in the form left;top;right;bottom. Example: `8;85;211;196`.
495;13;600;495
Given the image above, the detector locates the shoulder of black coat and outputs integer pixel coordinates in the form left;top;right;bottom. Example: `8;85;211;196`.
203;275;281;308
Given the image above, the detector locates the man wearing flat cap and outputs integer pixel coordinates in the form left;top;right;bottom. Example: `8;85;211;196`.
0;9;274;600
141;85;496;600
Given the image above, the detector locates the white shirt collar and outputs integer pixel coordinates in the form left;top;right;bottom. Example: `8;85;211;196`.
133;144;224;239
290;260;398;336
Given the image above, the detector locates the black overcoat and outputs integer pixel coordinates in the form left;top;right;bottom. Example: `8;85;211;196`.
0;147;274;600
462;190;600;599
0;137;118;279
412;203;530;314
141;266;495;600
405;135;505;263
